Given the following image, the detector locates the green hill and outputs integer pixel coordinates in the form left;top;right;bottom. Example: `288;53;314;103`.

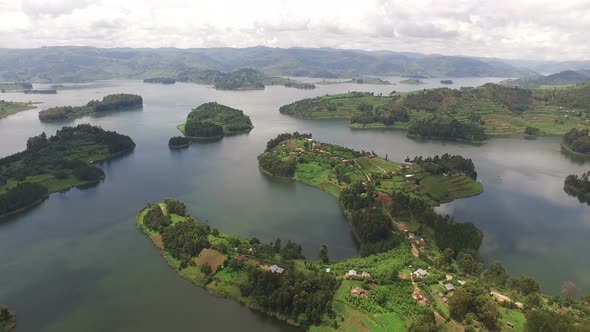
502;70;590;88
38;94;143;121
279;83;590;141
178;102;253;138
0;124;135;217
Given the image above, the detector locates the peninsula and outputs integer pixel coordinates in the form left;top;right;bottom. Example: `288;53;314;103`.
0;124;135;218
0;101;36;119
179;68;315;90
178;102;253;139
279;83;590;142
38;94;143;121
400;78;426;85
564;171;590;205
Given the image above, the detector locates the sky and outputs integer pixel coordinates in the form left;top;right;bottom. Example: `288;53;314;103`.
0;0;589;61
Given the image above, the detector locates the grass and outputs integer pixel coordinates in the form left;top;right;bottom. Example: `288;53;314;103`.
498;307;526;331
0;101;36;118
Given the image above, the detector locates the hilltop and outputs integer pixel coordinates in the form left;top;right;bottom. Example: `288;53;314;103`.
0;124;135;217
178;102;253;138
0;46;535;83
502;70;590;88
279;83;590;141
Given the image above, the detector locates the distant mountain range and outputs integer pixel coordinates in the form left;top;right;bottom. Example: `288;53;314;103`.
0;46;539;83
501;70;590;88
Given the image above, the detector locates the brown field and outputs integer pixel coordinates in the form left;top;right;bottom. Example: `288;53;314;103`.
195;248;227;272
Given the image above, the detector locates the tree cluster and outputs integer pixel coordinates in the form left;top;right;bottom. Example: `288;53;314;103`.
39;94;142;120
408;154;478;179
162;217;211;266
448;281;500;330
265;132;312;151
168;136;190;147
0;182;48;216
143;205;172;231
408;116;487;142
563;128;590;155
564;171;590;205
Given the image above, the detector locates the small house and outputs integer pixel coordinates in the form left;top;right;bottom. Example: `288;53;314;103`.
413;268;428;278
345;269;358;278
351;287;369;298
325;268;331;273
269;264;285;274
444;283;456;293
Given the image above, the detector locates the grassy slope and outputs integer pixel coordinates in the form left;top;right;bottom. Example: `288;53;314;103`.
280;85;590;136
0;101;36;118
268;138;482;206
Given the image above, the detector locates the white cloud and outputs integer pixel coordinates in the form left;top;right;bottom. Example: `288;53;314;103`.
0;0;587;60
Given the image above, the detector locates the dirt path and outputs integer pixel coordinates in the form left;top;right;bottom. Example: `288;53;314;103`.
411;243;420;257
354;159;372;182
491;291;524;308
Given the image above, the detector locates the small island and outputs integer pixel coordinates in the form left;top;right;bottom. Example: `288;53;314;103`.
564;171;590;205
143;77;176;84
0;124;135;218
0;306;16;332
168;136;190;149
23;89;57;94
38;94;143;121
0;100;36;119
562;128;590;156
315;76;392;85
178;102;253;139
400;78;426;85
178;68;315;90
440;80;454;85
0;82;32;92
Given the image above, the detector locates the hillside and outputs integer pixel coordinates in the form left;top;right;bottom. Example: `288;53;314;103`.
0;124;135;217
38;94;143;121
502;70;590;88
279;83;590;141
178;102;253;138
0;47;535;83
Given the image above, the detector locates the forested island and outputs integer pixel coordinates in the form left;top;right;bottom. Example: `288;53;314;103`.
38;94;143;121
168;136;190;149
0;306;15;332
279;83;590;142
0;124;135;217
143;77;176;84
138;194;590;331
178;102;253;138
564;172;590;205
562;128;590;156
316;77;392;85
258;133;483;255
400;79;426;85
23;89;56;94
440;80;454;85
177;68;315;90
0;101;36;118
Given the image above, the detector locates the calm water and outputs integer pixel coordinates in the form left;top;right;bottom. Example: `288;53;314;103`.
0;78;588;331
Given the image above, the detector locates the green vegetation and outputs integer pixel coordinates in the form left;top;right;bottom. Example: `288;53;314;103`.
23;89;56;94
564;171;590;205
181;68;315;90
168;136;190;149
38;94;143;121
0;124;135;217
315;77;392;85
138;198;590;331
279;83;590;141
440;80;454;85
524;126;541;136
400;79;426;85
563;128;590;156
143;77;176;84
0;100;36;118
503;70;590;89
179;102;253;138
0;306;16;332
258;133;483;256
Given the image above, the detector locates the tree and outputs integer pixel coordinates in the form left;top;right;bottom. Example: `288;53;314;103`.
525;310;574;332
274;238;282;253
457;251;482;275
474;294;500;330
562;281;578;301
449;288;473;319
408;312;438;332
0;306;10;321
517;276;541;295
483;261;509;287
319;244;329;264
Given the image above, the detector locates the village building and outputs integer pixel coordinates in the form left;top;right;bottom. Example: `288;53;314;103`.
360;271;371;278
325;268;331;273
412;268;429;278
269;264;285;274
444;283;456;293
351;287;369;298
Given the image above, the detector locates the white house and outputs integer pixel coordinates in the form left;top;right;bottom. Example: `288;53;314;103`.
269;264;285;274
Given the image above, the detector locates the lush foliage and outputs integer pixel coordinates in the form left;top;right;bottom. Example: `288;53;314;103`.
183;102;253;137
0;182;48;216
168;136;190;147
38;94;142;121
563;128;590;155
408;154;478;179
143;77;176;84
143;205;172;231
408;116;487;142
564;171;590;205
162;216;211;265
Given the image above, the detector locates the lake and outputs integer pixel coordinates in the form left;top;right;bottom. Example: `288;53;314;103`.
0;77;588;331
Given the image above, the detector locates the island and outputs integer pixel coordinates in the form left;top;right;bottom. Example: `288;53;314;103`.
400;78;426;85
315;77;392;85
143;77;176;84
168;136;190;149
258;133;483;255
177;102;253;139
562;128;590;156
178;68;315;90
38;94;143;121
23;89;57;94
0;101;36;119
0;124;135;218
440;80;454;85
0;306;16;332
564;172;590;205
279;83;590;142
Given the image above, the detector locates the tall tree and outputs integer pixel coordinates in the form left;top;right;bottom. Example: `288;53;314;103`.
319;244;329;264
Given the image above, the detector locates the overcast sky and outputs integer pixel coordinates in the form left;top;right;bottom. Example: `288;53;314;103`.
1;0;589;60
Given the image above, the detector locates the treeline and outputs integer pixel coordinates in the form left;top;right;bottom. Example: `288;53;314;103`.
564;171;590;204
0;183;48;216
350;103;409;126
265;132;312;151
143;77;176;84
213;68;266;90
258;152;297;178
168;136;190;148
408;116;487;142
240;266;340;326
400;88;459;113
407;154;478;179
184;121;223;138
563;128;590;155
475;83;533;113
39;94;142;121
